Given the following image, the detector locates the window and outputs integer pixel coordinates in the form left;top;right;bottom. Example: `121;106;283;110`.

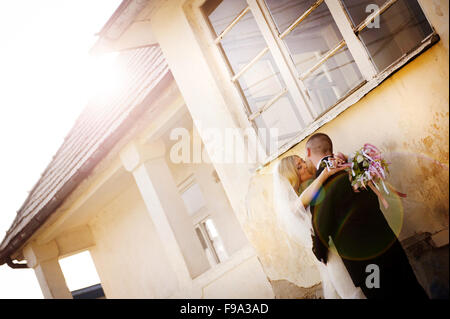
202;0;436;155
204;0;308;150
195;217;229;267
341;0;433;72
179;175;228;267
264;0;364;115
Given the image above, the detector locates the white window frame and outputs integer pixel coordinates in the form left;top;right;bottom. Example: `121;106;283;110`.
179;175;221;267
191;0;439;165
194;217;221;266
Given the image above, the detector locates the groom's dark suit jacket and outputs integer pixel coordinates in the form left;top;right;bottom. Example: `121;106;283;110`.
310;157;427;299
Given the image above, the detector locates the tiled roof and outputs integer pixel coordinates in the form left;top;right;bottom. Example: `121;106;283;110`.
0;45;170;264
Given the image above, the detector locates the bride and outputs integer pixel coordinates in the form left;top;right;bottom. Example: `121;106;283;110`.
273;155;366;299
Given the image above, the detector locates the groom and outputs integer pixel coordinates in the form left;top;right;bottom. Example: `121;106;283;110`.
305;133;428;299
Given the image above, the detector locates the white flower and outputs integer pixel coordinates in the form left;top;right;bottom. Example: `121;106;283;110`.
356;155;364;163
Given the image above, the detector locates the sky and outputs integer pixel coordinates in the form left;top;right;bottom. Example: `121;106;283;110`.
0;0;122;298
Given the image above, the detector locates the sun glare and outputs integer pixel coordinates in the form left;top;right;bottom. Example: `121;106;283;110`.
0;0;122;298
86;52;121;98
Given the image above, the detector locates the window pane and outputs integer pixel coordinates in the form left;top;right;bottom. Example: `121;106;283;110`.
264;0;318;34
205;0;248;37
195;226;217;267
265;0;364;115
204;0;306;150
256;94;306;147
204;219;228;262
238;54;306;146
342;0;433;72
301;46;364;115
195;227;208;250
342;0;386;27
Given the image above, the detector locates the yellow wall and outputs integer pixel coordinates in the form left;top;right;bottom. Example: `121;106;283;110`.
89;182;179;298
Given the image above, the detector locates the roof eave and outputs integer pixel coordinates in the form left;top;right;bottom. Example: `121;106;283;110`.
90;0;157;55
0;70;173;266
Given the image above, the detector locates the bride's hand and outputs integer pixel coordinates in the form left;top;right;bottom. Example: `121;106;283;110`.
324;156;348;178
324;165;347;178
322;158;347;178
334;152;348;162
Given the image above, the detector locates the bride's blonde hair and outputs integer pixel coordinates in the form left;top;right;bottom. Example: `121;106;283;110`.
278;155;300;190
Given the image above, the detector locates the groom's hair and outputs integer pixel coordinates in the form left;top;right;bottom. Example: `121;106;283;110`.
306;133;333;156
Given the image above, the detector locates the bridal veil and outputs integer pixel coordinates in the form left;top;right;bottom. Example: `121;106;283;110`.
272;162;365;299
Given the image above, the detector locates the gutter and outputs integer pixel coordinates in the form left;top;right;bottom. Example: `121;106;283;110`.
0;71;173;268
6;257;28;269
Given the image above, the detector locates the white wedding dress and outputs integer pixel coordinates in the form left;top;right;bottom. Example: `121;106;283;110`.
273;166;366;299
315;232;366;299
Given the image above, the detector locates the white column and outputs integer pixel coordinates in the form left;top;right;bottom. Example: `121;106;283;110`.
120;141;210;291
23;241;72;299
149;2;258;227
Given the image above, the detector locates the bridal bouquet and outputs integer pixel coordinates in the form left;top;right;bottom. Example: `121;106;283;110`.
347;143;389;192
333;143;406;208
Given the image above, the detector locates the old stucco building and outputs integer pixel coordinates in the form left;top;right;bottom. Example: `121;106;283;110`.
0;0;448;298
